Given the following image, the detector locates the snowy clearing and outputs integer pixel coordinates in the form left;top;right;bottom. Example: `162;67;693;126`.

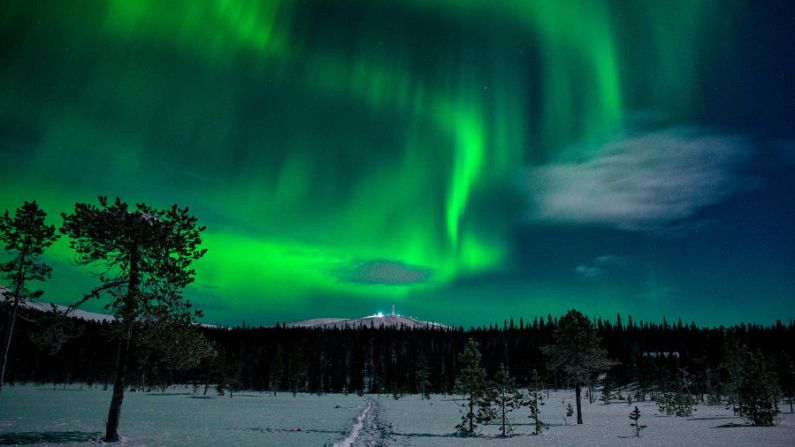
0;385;793;446
381;393;795;446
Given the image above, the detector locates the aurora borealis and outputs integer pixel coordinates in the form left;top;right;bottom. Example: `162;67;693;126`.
1;0;793;326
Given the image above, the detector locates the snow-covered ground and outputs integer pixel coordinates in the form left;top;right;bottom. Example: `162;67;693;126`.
1;386;793;446
381;393;795;446
0;386;364;446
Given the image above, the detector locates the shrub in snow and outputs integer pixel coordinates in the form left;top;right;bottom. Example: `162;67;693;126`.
735;350;781;426
657;373;697;417
774;352;794;414
657;391;697;417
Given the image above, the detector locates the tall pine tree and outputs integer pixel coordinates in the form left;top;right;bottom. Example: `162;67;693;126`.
268;348;284;395
415;353;433;400
0;201;59;394
61;197;208;442
542;309;617;424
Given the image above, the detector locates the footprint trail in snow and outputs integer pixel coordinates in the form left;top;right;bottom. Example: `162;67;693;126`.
334;397;389;447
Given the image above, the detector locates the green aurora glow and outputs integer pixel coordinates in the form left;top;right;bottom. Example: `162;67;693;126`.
2;0;793;326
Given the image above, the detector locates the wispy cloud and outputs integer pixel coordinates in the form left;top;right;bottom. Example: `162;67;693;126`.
342;260;431;286
574;264;604;280
524;127;755;231
575;255;629;280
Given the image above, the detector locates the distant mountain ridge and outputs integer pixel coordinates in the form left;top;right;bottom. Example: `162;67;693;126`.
286;312;448;330
0;286;220;327
2;287;446;330
0;286;113;323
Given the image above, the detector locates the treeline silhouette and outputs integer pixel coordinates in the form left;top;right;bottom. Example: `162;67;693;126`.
6;307;794;401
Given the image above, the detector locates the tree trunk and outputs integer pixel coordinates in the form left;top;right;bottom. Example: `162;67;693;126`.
105;247;139;443
0;252;26;395
0;292;21;394
501;395;506;436
575;382;583;424
502;407;507;436
468;394;474;435
104;325;132;442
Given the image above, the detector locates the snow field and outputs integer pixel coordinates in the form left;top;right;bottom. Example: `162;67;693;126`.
0;385;364;446
380;391;795;446
1;386;794;446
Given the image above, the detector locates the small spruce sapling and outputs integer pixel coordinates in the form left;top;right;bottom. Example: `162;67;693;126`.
563;402;573;426
454;338;493;436
600;375;613;405
525;369;546;435
629;406;647;437
492;363;523;437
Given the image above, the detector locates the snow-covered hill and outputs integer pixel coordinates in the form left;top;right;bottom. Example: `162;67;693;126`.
1;286;220;327
287;312;448;330
23;300;117;323
0;285;112;323
4;286;444;330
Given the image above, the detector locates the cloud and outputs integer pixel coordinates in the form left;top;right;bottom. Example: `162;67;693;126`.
342;260;431;286
574;264;604;280
524;127;755;231
574;255;629;280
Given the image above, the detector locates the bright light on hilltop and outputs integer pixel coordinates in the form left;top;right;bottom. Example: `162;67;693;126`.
375;312;384;318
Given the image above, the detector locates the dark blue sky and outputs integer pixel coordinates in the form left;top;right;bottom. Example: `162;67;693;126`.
0;0;793;326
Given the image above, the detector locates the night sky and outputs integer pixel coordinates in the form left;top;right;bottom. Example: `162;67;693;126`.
1;0;793;326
